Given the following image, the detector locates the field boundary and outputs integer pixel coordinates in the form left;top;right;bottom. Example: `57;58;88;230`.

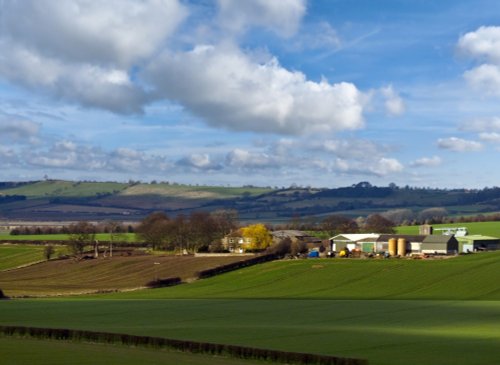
0;325;368;365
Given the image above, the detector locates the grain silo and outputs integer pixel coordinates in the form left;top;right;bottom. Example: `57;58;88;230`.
388;238;397;256
397;238;407;256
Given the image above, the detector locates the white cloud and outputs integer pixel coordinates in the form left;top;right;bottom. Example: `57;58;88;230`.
226;148;277;169
176;153;222;171
479;132;500;142
463;64;500;96
147;44;365;135
0;0;186;113
1;0;187;67
410;156;442;168
458;26;500;64
458;26;500;97
370;158;404;176
0;115;40;142
216;0;306;37
437;137;483;152
461;117;500;132
380;85;406;116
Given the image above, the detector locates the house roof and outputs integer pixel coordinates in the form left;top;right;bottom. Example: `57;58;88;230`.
423;235;458;244
331;234;380;242
377;234;426;243
456;235;499;242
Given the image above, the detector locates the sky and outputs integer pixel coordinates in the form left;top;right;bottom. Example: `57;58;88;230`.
0;0;499;189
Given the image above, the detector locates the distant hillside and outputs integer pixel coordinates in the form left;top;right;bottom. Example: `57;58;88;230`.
0;179;499;222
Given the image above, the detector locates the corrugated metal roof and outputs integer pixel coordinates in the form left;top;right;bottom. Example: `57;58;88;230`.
456;235;499;241
423;235;458;244
331;234;380;241
377;234;426;242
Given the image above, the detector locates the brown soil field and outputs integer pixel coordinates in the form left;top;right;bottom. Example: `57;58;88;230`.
0;255;247;297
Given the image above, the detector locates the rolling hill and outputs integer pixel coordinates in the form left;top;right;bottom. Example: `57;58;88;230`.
1;179;500;222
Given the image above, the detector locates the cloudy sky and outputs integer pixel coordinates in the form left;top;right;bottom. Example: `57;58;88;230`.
0;0;499;188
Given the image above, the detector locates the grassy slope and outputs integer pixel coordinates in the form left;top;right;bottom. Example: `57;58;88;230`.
0;245;45;271
0;337;265;365
101;252;500;300
0;254;499;365
396;221;500;237
0;255;252;296
0;180;127;198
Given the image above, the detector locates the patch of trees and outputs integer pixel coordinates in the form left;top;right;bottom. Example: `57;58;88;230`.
136;209;238;252
315;181;394;199
10;221;133;236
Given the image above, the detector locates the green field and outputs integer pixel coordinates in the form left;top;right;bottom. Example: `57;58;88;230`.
0;299;498;365
0;245;47;271
396;221;500;237
0;253;499;365
0;233;137;242
0;337;265;365
0;180;127;198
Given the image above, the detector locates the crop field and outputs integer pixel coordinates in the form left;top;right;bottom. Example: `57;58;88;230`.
0;245;47;271
0;255;251;297
1;253;499;365
0;337;266;365
396;221;500;237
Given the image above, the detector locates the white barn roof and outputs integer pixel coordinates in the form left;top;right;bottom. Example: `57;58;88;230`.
331;234;380;242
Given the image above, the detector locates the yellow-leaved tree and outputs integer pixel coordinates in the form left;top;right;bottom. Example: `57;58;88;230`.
241;224;272;250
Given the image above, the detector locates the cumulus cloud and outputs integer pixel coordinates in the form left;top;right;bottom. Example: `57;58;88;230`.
380;85;406;116
370;158;404;176
0;115;40;142
458;26;500;96
176;153;222;171
226;148;278;169
147;44;365;135
437;137;483;152
0;0;186;113
458;26;500;64
216;0;306;37
410;156;442;168
1;0;187;67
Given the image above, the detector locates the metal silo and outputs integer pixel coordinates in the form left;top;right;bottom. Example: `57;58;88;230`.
388;238;397;256
397;238;407;256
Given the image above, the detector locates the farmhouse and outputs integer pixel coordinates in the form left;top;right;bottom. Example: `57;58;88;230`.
221;229;252;252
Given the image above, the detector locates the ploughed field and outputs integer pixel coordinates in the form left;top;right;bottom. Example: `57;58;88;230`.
0;252;499;365
0;254;248;296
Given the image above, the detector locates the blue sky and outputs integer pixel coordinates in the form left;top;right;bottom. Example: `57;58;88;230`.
0;0;499;188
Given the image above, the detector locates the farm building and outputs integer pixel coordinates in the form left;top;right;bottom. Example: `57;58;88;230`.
221;229;252;252
330;234;380;252
376;235;426;255
421;235;459;255
456;235;500;252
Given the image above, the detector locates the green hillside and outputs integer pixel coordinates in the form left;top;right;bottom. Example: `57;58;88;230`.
0;180;127;198
104;252;500;300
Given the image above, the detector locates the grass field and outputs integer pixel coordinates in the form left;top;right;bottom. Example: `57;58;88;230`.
0;337;266;365
0;245;47;271
0;233;137;242
0;299;498;365
96;252;500;300
0;255;252;296
0;180;127;198
1;253;499;365
396;221;500;237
